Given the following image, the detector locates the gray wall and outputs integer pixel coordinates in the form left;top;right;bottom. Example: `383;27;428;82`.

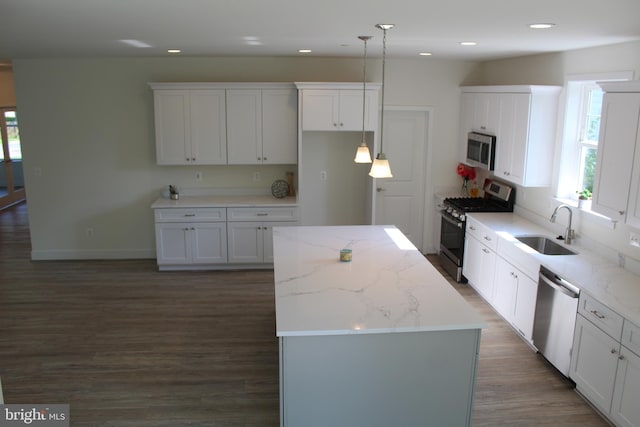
12;56;475;259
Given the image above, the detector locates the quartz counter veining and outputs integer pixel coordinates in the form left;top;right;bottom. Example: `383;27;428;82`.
273;225;485;336
467;212;640;327
274;225;484;427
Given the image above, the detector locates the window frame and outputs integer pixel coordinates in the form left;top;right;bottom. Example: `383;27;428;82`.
555;71;634;205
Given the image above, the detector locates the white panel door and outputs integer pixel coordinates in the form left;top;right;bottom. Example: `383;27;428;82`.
227;222;263;263
592;93;640;220
190;89;227;165
374;109;427;250
612;346;640;427
227;89;262;164
154;90;190;164
191;223;227;264
262;89;298;164
155;223;190;264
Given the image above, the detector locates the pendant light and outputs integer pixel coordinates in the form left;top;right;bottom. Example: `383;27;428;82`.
354;35;373;163
369;24;394;178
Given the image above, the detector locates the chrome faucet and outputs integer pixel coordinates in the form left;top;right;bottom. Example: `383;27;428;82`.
550;204;575;244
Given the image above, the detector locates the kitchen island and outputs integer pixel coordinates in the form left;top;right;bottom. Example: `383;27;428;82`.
273;225;485;427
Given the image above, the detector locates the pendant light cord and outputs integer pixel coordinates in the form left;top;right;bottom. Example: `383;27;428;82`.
379;27;387;154
361;37;368;143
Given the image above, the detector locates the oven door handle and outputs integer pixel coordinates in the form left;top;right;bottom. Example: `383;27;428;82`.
441;211;463;228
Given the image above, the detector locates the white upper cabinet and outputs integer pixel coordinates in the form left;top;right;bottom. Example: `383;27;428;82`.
592;82;640;227
261;89;298;164
460;86;561;187
152;88;227;165
296;83;380;132
150;83;297;166
227;88;298;165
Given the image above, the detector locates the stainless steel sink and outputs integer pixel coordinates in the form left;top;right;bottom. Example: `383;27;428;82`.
515;235;577;256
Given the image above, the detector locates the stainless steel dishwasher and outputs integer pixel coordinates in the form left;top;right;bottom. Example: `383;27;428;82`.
532;266;580;377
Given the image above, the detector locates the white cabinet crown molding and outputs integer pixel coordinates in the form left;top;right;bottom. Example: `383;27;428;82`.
149;82;295;90
295;82;381;91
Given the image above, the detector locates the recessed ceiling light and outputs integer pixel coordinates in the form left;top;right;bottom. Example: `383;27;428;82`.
529;23;556;29
167;49;181;54
119;39;152;48
419;52;432;56
243;36;263;46
460;42;477;46
298;49;312;53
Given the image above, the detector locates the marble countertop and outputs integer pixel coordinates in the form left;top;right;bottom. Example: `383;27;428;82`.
151;195;297;209
273;225;486;337
468;212;640;327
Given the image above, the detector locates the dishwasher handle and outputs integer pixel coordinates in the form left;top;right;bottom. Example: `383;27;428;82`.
539;271;580;299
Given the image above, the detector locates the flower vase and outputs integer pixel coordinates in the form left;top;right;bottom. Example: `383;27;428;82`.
461;178;470;196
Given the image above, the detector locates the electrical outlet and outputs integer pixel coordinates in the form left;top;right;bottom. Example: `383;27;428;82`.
253;171;261;182
86;228;94;238
630;232;640;248
195;171;203;181
320;171;327;181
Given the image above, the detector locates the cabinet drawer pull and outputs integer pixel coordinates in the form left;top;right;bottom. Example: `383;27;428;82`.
256;212;268;216
469;226;476;231
591;310;606;319
482;248;490;254
484;236;492;241
611;348;617;354
184;213;196;217
619;355;625;361
619;210;625;215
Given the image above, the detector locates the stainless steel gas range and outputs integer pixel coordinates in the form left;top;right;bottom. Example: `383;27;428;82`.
439;179;515;282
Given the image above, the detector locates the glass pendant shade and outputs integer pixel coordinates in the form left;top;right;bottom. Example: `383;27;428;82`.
354;141;372;163
368;153;393;178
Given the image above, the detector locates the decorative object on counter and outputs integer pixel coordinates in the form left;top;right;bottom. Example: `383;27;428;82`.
576;188;592;208
339;248;352;262
271;179;290;198
169;185;179;200
456;163;476;196
369;24;394;178
286;171;296;197
354;35;373;164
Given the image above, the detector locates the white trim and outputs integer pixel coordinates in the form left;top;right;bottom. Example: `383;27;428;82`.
31;249;155;261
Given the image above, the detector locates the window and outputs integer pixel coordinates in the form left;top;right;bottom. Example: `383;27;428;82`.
556;72;633;205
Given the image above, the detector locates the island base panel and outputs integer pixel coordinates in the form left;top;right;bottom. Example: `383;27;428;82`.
279;328;480;427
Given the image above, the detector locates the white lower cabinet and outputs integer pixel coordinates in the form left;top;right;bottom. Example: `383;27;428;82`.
227;221;292;263
156;222;227;265
462;235;496;302
492;257;538;342
154;205;298;270
571;293;640;427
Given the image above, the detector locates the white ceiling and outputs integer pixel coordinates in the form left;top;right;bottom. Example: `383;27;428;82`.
1;0;640;62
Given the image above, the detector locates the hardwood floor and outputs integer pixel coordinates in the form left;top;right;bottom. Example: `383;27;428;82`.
0;202;609;426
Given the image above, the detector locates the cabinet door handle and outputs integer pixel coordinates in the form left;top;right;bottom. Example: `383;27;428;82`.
484;236;492;241
619;210;625;215
611;348;617;354
591;310;606;319
256;212;268;216
184;213;196;217
619;355;625;360
482;248;490;254
469;226;476;231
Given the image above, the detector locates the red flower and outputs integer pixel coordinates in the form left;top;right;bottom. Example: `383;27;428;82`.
456;163;476;180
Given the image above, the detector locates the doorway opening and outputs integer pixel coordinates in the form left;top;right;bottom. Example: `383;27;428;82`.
0;107;25;210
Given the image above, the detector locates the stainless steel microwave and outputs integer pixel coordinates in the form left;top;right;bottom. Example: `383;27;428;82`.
466;132;496;170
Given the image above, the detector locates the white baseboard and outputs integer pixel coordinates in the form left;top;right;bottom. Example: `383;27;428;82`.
31;249;155;261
